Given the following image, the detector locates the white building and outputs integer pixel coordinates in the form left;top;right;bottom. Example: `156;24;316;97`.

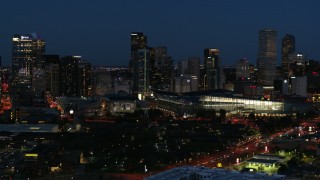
291;76;307;97
145;166;286;180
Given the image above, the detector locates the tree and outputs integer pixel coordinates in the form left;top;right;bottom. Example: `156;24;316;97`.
277;163;288;175
219;109;226;120
248;113;255;121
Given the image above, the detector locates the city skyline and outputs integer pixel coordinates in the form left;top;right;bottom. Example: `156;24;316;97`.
1;1;320;66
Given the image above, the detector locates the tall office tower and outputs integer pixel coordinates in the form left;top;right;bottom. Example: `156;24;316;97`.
176;58;200;91
11;33;45;107
45;55;60;97
288;53;306;77
79;62;92;97
281;34;295;78
236;58;250;80
172;75;198;93
148;47;156;88
130;32;148;94
92;69;113;96
257;29;277;86
133;49;150;100
291;76;307;97
219;66;236;91
59;56;80;97
178;60;189;75
306;60;320;93
204;48;220;90
130;32;147;71
151;47;173;90
187;57;200;79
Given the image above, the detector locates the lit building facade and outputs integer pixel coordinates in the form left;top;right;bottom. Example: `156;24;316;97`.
219;66;236;90
79;62;91;97
281;34;295;78
305;60;320;93
133;49;150;100
151;47;173;90
257;29;277;86
172;75;198;93
204;48;220;90
59;56;81;97
130;32;150;98
45;55;60;97
291;76;307;97
154;90;311;117
287;53;306;77
200;95;284;112
11;33;45;107
236;58;250;80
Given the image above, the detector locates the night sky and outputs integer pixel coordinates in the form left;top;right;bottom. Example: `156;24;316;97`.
1;0;319;66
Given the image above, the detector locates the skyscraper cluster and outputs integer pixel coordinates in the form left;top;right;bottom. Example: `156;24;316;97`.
129;30;320;100
0;30;319;110
10;33;92;107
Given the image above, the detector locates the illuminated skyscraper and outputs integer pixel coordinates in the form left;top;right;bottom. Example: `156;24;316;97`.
204;48;220;90
79;61;92;97
133;49;150;100
257;29;277;86
151;47;173;90
236;58;250;80
130;32;147;71
281;34;295;78
130;32;153;99
45;55;60;97
59;56;81;97
11;33;45;106
12;33;45;78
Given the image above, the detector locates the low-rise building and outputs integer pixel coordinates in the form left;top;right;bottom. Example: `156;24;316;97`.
243;154;286;174
145;166;286;180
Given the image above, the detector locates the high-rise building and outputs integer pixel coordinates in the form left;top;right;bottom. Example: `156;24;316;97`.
236;58;250;80
219;66;236;90
257;29;277;86
187;57;200;79
131;32;147;52
281;34;295;78
204;48;220;90
59;56;80;97
130;32;147;71
45;55;60;97
291;76;307;97
133;49;150;100
130;32;148;96
151;47;173;90
12;33;45;78
11;33;45;107
305;60;320;93
79;62;92;97
172;75;198;93
288;53;306;77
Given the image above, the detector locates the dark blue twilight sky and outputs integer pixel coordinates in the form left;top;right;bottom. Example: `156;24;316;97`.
0;0;319;66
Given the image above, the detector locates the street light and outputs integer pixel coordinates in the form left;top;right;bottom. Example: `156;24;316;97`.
70;109;74;115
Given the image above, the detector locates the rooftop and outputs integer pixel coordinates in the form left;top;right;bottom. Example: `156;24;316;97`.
145;166;287;180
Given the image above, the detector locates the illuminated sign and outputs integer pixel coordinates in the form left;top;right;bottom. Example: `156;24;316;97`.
21;36;30;40
25;153;38;157
12;38;19;41
217;163;222;168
